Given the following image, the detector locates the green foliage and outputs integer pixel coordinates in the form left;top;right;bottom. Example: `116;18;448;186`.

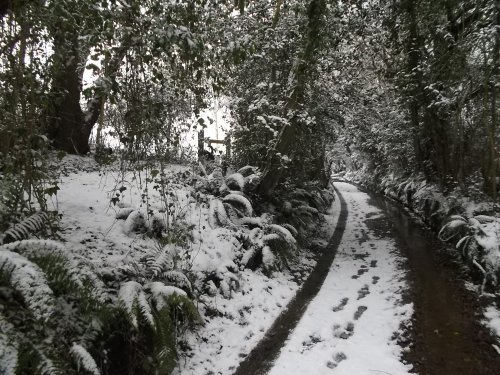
0;241;105;374
114;280;202;374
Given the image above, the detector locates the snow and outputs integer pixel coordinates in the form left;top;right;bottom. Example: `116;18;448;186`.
269;182;413;375
225;173;245;191
176;270;300;374
484;306;500;339
46;157;324;374
118;281;148;328
0;318;18;375
222;193;253;217
0;250;55;322
71;343;100;375
13;155;499;374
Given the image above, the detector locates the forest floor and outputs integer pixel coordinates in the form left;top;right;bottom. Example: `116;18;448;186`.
51;157;500;374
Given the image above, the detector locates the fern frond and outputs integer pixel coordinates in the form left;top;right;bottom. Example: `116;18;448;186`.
163;270;193;295
70;343;100;375
118;281;142;328
0;250;55;321
267;224;297;246
30;344;62;375
145;281;187;310
225;173;245;191
262;246;277;271
0;314;18;375
137;287;155;328
209;199;233;228
2;212;50;244
118;281;154;329
144;245;175;279
166;293;203;325
1;240;107;304
222;194;253;217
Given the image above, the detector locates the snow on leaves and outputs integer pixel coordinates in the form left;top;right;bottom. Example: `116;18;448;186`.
71;343;100;375
0;250;55;321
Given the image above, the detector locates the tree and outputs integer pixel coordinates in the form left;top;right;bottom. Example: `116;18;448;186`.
256;0;327;196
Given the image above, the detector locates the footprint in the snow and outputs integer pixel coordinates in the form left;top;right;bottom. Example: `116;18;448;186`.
332;297;348;312
326;352;347;369
353;253;369;260
333;322;355;339
353;306;368;320
372;276;380;285
357;268;369;276
370;260;378;268
301;334;323;352
357;285;370;300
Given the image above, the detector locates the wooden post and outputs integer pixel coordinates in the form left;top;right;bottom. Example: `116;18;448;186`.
198;129;205;160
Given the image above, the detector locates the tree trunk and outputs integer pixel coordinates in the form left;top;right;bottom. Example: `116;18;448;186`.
46;33;130;154
47;37;88;154
488;0;499;199
256;0;326;196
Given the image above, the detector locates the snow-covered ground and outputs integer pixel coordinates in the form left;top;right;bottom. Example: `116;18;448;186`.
269;182;413;375
51;156;330;374
175;189;339;374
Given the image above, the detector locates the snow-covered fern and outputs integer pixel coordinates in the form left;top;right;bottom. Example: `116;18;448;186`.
70;343;100;375
439;215;500;291
2;211;50;244
0;315;18;375
145;282;187;310
223;194;253;217
225;173;245;191
209;199;233;228
0;250;55;321
1;240;107;304
118;281;155;329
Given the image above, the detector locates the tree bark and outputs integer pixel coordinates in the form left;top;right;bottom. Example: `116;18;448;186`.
46;34;131;154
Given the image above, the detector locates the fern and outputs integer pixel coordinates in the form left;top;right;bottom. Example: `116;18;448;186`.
225;173;245;191
209;199;233;228
0;250;55;321
70;343;100;375
2;212;50;244
118;281;154;329
116;280;201;374
0;314;18;375
27;344;63;375
222;194;253;217
145;282;187;310
1;240;107;305
163;270;193;295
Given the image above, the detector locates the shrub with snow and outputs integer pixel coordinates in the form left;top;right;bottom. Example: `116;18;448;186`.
440;215;500;291
0;239;106;373
225;173;245;191
123;210;148;235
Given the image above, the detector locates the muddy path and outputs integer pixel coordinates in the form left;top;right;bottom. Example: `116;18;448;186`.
367;192;500;375
233;188;348;375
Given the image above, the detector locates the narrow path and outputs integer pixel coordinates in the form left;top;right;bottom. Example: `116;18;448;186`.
235;182;500;374
233;187;348;375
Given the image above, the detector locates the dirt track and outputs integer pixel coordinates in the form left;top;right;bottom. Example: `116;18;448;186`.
234;183;500;374
367;193;500;374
